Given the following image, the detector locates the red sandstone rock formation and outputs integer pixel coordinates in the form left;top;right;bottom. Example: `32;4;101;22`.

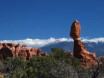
70;20;96;67
70;20;81;40
0;43;48;61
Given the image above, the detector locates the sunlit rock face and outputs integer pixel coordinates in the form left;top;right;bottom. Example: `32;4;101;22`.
0;43;48;61
70;20;96;67
70;20;81;40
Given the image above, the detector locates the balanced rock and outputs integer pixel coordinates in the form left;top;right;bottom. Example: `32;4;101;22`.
70;20;96;67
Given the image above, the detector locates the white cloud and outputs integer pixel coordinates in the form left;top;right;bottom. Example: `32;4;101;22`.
0;37;72;48
81;38;104;43
0;37;104;48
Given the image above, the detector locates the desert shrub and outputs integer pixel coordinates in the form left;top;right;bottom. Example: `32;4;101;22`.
1;56;26;78
0;48;97;78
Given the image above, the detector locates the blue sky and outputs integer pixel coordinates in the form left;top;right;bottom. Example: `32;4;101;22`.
0;0;104;40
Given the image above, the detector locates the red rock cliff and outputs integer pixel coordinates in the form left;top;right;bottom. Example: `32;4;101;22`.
0;43;48;61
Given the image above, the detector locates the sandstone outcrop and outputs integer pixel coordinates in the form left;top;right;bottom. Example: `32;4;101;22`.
70;20;96;67
0;43;48;61
70;20;81;40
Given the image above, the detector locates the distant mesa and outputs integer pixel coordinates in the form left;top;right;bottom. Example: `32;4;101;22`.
0;43;48;61
70;20;96;67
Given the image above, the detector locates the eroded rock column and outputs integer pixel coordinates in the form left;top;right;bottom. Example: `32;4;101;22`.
70;20;96;67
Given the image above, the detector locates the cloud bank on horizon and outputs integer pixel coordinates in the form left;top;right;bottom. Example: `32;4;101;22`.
0;37;104;48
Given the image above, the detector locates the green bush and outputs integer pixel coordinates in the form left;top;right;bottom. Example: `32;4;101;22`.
0;48;99;78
